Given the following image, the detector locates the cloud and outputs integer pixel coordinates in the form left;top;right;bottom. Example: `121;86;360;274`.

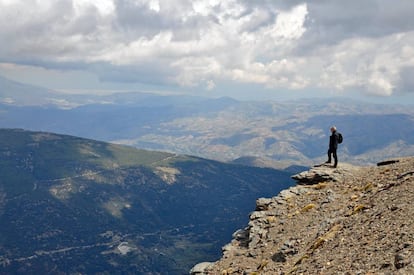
396;66;414;94
303;0;414;43
0;0;414;96
316;33;414;96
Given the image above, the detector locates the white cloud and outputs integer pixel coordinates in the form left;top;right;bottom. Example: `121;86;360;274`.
148;0;160;12
192;0;221;16
206;80;216;90
172;56;222;87
315;32;414;96
272;4;308;40
73;0;115;16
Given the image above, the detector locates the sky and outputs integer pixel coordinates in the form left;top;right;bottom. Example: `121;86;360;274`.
0;0;414;102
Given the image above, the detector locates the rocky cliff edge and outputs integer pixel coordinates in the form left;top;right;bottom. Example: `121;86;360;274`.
191;157;414;274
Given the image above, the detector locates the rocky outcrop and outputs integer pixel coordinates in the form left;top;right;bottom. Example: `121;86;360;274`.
290;163;351;184
194;158;414;274
190;262;214;274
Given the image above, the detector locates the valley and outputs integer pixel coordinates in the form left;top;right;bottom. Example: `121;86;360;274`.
0;129;294;274
1;93;414;168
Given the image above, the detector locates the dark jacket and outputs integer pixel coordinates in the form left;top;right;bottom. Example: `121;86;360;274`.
329;131;339;150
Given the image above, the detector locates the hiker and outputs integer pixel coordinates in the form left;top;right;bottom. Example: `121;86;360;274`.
326;126;340;168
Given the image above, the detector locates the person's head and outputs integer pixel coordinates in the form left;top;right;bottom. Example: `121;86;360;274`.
330;126;336;133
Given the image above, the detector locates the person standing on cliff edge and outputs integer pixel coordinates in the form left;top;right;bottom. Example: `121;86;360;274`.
326;126;340;168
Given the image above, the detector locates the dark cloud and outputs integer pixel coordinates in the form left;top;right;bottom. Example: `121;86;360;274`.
238;9;275;33
113;0;165;37
300;0;414;49
113;0;210;42
0;0;107;60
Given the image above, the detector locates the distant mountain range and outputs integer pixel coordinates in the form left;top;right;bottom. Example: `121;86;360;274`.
0;129;293;274
1;75;414;168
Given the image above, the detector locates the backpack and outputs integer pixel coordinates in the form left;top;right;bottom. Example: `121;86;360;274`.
337;132;343;144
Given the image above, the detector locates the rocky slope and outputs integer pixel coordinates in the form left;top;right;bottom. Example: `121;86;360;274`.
193;157;414;274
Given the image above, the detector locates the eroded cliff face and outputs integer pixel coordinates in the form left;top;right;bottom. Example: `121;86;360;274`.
193;158;414;274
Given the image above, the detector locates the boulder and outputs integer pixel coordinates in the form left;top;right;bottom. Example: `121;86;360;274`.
189;262;214;275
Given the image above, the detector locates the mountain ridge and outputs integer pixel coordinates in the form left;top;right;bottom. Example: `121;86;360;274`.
196;157;414;274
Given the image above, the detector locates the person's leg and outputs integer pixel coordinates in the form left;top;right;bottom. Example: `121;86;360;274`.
326;149;332;163
333;149;338;167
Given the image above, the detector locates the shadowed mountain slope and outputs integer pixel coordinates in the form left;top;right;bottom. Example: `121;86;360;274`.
0;128;293;274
